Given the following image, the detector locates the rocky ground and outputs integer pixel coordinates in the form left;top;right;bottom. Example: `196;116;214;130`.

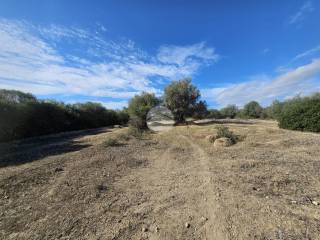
0;120;320;239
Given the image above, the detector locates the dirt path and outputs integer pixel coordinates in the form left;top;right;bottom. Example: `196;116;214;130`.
1;122;320;239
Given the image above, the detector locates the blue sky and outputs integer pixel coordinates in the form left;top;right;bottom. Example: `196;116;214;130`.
0;0;320;109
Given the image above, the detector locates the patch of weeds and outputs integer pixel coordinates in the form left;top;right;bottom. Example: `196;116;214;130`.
104;138;120;147
117;133;131;141
215;126;238;144
128;126;145;139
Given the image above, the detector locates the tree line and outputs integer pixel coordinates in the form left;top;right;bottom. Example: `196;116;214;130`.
0;89;129;142
128;79;320;133
1;79;319;142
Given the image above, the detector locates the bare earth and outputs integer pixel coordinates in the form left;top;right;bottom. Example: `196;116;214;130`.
1;120;320;239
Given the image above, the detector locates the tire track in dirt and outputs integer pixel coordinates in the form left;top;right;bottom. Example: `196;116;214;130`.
181;134;228;240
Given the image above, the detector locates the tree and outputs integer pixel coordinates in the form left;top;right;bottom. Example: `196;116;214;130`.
220;104;238;119
128;92;159;129
192;100;209;119
243;101;263;118
0;89;36;103
207;109;223;119
265;100;284;120
164;79;200;123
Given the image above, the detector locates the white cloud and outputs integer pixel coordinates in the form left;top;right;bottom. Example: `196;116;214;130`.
99;100;128;109
157;42;219;66
289;1;314;25
203;59;320;107
0;19;219;101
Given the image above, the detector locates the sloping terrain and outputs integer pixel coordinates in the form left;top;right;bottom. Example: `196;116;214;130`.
1;121;320;239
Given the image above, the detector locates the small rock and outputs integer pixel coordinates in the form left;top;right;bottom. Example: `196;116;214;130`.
201;216;208;222
291;200;297;204
312;201;319;206
54;167;63;172
213;137;233;148
117;219;122;223
205;135;216;143
155;226;159;233
142;227;148;232
185;222;190;228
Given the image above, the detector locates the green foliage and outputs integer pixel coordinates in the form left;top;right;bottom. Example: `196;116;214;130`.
207;109;223;119
278;94;320;132
192;100;209;119
164;79;200;123
128;92;159;129
242;101;263;118
265;100;284;120
220;104;239;119
215;125;238;143
0;89;36;103
0;89;129;142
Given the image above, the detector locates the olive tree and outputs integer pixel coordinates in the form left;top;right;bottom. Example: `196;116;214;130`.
220;104;239;119
243;101;263;118
164;79;200;123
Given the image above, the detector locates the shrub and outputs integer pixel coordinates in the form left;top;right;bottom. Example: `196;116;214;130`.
0;89;129;142
220;105;239;119
265;100;284;120
104;138;119;147
128;126;144;139
164;79;200;123
242;101;263;118
128;92;159;129
215;125;238;144
278;94;320;132
207;109;223;119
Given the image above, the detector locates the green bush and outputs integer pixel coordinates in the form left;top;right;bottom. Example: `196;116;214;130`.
242;101;263;118
278;94;320;132
215;125;238;143
128;92;159;129
265;100;284;120
207;109;223;119
0;89;129;142
220;105;239;119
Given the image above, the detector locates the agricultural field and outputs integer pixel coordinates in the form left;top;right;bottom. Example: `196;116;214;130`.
1;120;320;239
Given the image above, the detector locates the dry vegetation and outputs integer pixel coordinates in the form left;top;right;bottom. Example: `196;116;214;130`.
1;120;320;239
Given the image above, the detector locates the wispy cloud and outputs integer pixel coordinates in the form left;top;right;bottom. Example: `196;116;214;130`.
202;59;320;107
0;19;219;108
292;45;320;62
261;48;270;55
289;1;314;25
157;42;219;66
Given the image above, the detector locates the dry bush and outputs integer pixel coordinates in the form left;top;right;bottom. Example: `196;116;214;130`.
215;125;238;144
103;138;119;147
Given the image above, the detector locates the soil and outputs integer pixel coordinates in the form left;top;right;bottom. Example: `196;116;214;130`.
1;120;320;239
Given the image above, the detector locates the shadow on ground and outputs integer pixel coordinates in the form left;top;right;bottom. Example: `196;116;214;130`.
0;128;108;168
